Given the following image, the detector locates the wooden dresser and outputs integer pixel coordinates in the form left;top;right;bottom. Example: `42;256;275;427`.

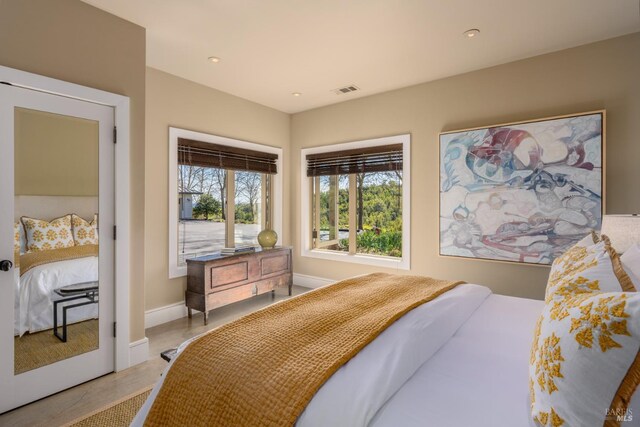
185;247;292;324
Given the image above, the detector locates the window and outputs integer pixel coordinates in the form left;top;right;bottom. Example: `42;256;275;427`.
169;128;282;278
233;171;265;247
301;134;410;269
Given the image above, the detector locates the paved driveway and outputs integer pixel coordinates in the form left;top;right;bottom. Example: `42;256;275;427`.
178;220;260;263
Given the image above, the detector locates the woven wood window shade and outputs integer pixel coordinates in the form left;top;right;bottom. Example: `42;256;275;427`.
306;143;403;177
178;137;278;174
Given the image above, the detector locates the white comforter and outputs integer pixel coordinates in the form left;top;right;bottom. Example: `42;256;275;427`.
14;256;99;336
133;281;640;426
131;283;492;426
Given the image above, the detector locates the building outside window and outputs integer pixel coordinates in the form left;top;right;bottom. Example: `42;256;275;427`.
169;128;282;278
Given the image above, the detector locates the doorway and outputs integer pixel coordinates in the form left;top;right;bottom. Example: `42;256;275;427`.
0;67;130;412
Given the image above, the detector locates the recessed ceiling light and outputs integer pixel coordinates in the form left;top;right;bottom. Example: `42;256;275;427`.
208;56;221;63
463;29;480;38
292;92;301;97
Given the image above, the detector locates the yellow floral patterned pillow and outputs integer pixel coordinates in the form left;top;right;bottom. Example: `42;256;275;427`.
14;221;25;254
21;215;75;252
546;235;635;302
71;214;98;246
531;234;640;426
14;222;23;268
530;292;640;426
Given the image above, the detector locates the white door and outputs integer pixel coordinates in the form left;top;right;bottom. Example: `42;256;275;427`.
0;84;115;412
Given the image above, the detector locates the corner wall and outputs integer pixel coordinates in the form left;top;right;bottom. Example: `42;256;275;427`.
145;67;291;311
290;33;640;300
0;0;146;341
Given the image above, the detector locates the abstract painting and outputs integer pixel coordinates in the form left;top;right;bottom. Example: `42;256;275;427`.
439;111;604;265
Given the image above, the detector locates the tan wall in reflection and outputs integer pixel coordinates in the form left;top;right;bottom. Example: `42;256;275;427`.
15;109;98;196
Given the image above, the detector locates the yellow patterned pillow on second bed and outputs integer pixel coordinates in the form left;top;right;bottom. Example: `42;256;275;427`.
21;215;75;252
14;222;23;268
71;214;98;246
14;221;23;254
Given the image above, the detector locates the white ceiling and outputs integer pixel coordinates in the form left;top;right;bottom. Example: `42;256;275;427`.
82;0;639;114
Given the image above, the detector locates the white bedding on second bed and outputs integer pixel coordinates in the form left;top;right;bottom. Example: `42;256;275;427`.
14;256;99;336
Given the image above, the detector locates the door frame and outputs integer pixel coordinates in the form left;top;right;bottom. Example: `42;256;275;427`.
0;65;132;371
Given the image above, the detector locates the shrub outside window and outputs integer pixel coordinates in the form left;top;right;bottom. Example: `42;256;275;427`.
301;134;410;270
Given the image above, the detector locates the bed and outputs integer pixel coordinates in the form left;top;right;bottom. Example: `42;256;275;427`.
14;253;99;336
13;196;100;336
372;292;546;427
133;280;640;427
133;239;640;427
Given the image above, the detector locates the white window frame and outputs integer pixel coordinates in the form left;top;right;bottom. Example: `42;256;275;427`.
300;134;410;270
169;127;283;278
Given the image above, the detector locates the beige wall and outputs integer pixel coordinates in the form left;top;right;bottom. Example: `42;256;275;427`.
145;67;290;311
15;108;99;196
291;33;640;300
0;0;147;341
1;0;636;326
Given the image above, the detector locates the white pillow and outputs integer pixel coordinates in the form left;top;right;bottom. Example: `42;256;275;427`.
575;231;600;248
621;244;640;291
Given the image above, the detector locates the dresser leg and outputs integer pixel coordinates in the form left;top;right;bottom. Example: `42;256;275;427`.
187;307;192;319
288;284;292;296
271;289;275;299
204;311;209;325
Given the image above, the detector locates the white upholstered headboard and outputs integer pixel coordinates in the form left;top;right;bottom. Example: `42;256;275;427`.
14;196;98;222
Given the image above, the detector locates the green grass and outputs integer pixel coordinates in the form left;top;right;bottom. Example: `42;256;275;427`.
339;230;402;257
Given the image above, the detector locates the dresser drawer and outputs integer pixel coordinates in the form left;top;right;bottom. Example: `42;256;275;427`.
206;278;280;307
260;253;290;276
209;261;249;289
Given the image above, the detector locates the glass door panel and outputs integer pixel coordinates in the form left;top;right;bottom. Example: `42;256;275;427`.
13;107;100;374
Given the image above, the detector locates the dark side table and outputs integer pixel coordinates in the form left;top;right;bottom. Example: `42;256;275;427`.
52;281;99;342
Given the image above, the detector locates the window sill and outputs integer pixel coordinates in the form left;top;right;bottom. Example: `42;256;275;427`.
301;248;410;270
169;264;187;279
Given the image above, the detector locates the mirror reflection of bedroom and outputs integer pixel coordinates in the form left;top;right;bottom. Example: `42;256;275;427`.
13;107;100;374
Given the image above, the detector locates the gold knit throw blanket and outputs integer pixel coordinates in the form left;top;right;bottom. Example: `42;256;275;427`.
144;272;463;426
19;244;98;276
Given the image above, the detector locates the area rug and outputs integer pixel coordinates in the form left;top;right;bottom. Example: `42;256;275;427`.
64;388;152;427
14;319;99;374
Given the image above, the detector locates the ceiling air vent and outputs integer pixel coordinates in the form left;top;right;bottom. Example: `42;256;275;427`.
333;85;360;95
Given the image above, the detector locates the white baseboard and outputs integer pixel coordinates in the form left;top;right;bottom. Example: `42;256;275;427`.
293;273;334;289
142;274;333;332
129;337;149;366
145;301;188;329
